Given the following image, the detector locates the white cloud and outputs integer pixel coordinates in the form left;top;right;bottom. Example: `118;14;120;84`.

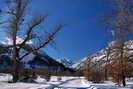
1;36;32;45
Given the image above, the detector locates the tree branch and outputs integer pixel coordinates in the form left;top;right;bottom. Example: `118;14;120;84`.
19;24;64;60
18;15;47;50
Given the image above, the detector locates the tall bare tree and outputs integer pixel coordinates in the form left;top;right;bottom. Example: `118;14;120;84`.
103;47;111;80
104;0;133;86
1;0;64;82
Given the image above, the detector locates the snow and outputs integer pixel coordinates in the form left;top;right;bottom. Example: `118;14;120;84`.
73;40;133;70
57;58;74;68
0;73;133;89
72;57;88;69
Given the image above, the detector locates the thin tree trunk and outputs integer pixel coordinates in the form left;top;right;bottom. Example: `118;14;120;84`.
105;68;108;80
122;74;126;86
120;43;126;87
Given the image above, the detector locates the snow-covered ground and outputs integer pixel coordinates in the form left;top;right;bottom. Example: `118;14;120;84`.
0;73;133;89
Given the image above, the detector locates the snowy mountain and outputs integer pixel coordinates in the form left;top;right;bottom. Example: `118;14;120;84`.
0;39;67;72
73;40;133;70
58;58;74;68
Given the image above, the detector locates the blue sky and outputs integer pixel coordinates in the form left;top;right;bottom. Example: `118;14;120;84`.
31;0;112;61
0;0;113;62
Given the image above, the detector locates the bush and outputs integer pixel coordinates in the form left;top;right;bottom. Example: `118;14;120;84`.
19;69;37;83
44;72;51;81
84;68;104;83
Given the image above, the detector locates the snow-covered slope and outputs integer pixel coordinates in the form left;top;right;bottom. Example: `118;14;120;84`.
58;58;74;68
72;49;107;70
72;57;89;69
73;40;133;70
0;39;66;72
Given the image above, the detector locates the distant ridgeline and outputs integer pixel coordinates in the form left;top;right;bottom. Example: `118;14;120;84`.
0;44;68;73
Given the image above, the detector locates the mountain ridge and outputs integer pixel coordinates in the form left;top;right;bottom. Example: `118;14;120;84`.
73;40;133;70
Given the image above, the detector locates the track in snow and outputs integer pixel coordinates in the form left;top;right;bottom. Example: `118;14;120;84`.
51;77;96;89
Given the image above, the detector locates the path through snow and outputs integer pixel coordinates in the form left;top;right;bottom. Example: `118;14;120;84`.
49;77;96;89
0;74;133;89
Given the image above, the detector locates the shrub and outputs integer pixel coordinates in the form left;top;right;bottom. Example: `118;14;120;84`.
19;69;37;83
84;68;104;83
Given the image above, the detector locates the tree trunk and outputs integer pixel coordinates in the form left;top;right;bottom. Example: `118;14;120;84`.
122;75;126;87
105;68;108;80
12;71;19;83
12;61;20;83
11;45;20;83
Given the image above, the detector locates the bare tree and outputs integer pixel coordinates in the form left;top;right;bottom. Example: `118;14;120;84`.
104;0;133;86
1;0;64;83
103;47;111;80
